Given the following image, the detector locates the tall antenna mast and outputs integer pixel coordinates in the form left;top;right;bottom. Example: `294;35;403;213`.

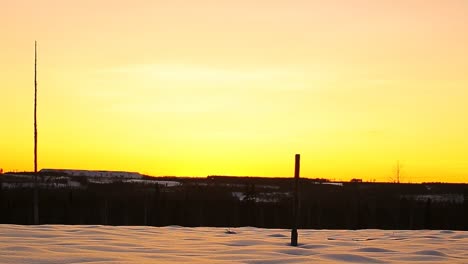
396;160;400;184
34;41;38;174
33;41;39;224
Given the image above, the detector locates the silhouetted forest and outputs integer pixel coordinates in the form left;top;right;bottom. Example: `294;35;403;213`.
1;175;467;230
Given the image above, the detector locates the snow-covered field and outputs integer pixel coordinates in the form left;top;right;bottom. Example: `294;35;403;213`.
0;225;467;263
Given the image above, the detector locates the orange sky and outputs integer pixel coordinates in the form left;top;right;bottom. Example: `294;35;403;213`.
1;0;468;182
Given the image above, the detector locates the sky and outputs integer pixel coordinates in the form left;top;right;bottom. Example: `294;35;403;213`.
1;0;468;183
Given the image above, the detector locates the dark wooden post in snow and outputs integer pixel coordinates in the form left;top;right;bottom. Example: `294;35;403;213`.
33;41;39;225
291;154;300;246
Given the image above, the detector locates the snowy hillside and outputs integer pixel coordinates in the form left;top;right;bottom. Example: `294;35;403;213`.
0;225;467;263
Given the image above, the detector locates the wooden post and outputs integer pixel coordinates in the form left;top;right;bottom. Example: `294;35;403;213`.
291;154;300;246
33;41;39;225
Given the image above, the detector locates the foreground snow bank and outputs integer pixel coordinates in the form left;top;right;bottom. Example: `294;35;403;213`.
0;225;467;263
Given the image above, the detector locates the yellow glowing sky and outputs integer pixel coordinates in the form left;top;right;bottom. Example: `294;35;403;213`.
2;0;468;182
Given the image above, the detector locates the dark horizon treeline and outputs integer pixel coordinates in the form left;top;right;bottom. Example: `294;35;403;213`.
1;179;467;230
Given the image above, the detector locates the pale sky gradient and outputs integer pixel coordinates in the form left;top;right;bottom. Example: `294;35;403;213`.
2;0;468;182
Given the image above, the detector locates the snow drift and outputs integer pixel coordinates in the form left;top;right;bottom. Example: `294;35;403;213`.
0;225;467;263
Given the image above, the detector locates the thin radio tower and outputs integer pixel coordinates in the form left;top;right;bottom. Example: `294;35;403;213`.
33;41;39;224
396;160;400;184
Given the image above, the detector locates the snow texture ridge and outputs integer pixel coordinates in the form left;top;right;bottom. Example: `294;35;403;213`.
0;225;467;263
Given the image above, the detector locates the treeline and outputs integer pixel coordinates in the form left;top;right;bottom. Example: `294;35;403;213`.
0;178;467;230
